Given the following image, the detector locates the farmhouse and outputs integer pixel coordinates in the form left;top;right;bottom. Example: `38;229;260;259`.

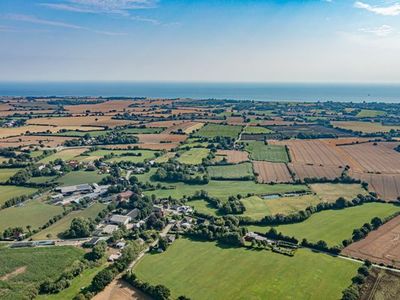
56;184;93;195
109;214;131;226
102;224;119;235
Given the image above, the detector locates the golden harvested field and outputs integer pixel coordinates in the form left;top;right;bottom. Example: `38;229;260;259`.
288;163;343;181
136;133;187;144
26;116;138;128
350;172;400;201
340;142;400;174
253;161;293;183
226;116;245;125
0;125;103;139
64;100;136;114
0;135;75;148
342;215;400;268
216;150;249;164
163;122;204;134
274;139;349;167
145;120;188;128
103;143;179;150
332;121;400;133
0;109;56;116
310;183;367;202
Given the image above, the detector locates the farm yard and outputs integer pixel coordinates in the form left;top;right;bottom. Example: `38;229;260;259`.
342;215;400;268
134;239;358;300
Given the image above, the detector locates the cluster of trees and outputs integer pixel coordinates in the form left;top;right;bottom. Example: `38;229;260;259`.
65;132;138;147
40;260;87;294
75;241;143;299
186;215;245;247
7;159;71;186
342;262;372;300
123;272;172;300
265;228;298;244
152;163;209;185
241;194;377;227
219;196;246;215
301;239;341;255
62;217;96;239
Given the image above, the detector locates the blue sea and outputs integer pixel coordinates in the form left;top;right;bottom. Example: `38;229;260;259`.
0;82;399;103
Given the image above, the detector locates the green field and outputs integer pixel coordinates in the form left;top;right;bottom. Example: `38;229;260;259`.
194;124;242;138
310;183;367;203
356;109;385;118
0;185;38;207
144;176;308;202
57;170;107;186
242;194;321;219
53;130;108;137
0;168;21;183
32;203;106;240
243;141;289;162
207;162;254;179
134;239;358;300
177;148;210;165
243;126;272;134
0;199;64;232
247;202;400;246
39;148;86;163
37;263;107;300
188;199;219;216
106;150;157;163
28;176;57;184
0;246;84;300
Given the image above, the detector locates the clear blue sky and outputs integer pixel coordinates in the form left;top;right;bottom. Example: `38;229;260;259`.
1;0;400;82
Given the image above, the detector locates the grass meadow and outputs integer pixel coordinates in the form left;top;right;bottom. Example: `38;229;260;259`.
247;202;400;246
207;162;254;179
32;203;106;240
144;179;308;202
57;170;107;186
134;239;358;300
0;199;64;232
243;126;273;134
0;168;21;183
177;148;209;165
242;194;321;219
243;141;289;162
0;186;38;207
194;123;242;138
